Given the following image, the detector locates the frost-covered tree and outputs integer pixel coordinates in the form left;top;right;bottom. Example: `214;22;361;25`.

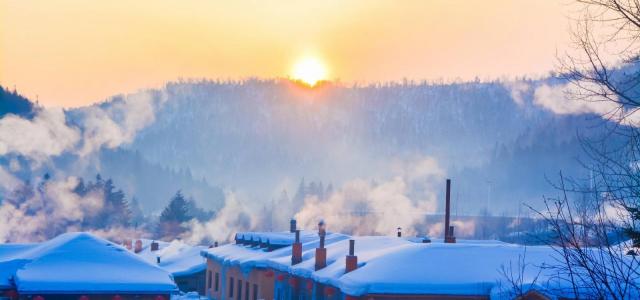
512;1;640;298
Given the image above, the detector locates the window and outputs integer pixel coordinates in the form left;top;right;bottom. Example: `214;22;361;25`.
229;276;234;298
253;284;258;300
237;279;243;300
215;272;219;291
207;271;212;289
245;281;250;300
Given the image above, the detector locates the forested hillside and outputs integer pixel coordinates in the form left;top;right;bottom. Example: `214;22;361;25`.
121;79;603;214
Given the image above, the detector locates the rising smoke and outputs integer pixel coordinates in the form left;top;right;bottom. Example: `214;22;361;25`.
532;82;640;126
181;156;454;242
0;90;166;242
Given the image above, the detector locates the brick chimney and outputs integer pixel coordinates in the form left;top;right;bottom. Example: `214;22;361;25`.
134;239;143;253
123;239;132;250
292;230;302;265
444;179;456;243
315;220;327;270
345;239;357;273
290;219;297;233
150;241;159;251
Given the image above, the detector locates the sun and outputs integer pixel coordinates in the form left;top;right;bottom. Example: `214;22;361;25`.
291;57;328;86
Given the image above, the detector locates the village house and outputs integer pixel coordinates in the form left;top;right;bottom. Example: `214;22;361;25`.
201;219;349;300
200;221;568;300
0;232;178;300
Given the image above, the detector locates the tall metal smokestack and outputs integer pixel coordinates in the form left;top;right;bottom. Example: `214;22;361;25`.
444;179;456;243
444;179;451;239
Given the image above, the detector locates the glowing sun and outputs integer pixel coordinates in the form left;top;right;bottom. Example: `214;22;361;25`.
291;57;328;86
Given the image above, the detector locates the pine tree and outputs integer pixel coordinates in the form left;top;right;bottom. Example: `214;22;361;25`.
81;175;131;229
158;191;192;239
98;178;131;227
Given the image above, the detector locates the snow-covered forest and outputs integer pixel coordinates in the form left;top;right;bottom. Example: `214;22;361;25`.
137;78;609;214
0;77;613;243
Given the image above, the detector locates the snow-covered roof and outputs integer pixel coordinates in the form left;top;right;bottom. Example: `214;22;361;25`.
0;244;39;288
338;242;562;297
201;231;589;298
136;239;207;277
235;230;322;246
0;232;178;294
201;232;350;274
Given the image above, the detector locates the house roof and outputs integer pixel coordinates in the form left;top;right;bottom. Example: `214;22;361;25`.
336;241;560;297
136;239;207;277
0;232;178;294
201;231;350;275
235;230;323;246
0;243;38;289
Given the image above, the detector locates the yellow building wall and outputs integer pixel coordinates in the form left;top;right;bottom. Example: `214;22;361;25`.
205;257;275;300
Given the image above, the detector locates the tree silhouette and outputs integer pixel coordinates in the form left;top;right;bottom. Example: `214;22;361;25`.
158;190;192;239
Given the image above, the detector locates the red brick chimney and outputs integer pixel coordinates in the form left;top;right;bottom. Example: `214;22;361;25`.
123;239;132;250
345;239;357;273
292;230;302;265
444;179;456;243
315;220;327;270
134;239;143;253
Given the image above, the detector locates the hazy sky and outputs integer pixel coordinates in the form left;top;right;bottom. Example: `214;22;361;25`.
1;0;572;107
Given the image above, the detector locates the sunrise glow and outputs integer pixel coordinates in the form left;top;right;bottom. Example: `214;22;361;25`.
291;57;328;86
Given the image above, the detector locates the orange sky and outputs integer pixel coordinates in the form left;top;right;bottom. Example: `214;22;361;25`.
1;0;572;107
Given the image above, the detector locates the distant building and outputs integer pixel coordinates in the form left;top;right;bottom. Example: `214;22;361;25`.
0;232;177;300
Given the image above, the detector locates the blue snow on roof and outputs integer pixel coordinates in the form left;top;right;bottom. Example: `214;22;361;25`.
0;243;38;288
0;232;178;294
136;239;207;277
